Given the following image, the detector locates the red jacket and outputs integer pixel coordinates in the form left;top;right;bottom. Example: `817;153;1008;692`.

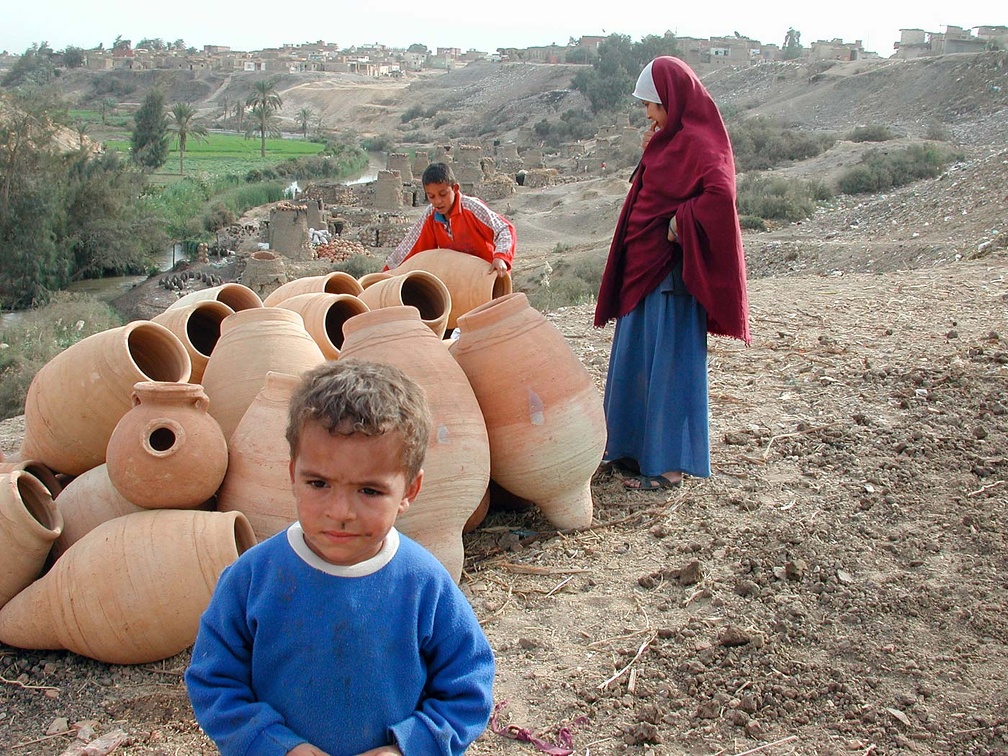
385;191;516;270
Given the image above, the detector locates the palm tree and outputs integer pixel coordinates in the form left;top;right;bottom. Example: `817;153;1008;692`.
169;102;209;174
297;107;314;139
231;101;246;132
246;79;283;157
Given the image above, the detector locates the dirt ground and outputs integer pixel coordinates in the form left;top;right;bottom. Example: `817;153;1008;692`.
3;55;1008;756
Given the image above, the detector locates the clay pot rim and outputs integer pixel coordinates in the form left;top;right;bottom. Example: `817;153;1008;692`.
3;469;62;536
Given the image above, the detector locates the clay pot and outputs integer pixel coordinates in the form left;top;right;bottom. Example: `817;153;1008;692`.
262;272;363;306
217;372;300;542
166;283;263;313
152;300;235;384
0;509;256;665
105;382;229;509
449;293;605;530
277;293;370;359
0;471;63;610
358;271;393;289
396;248;513;330
21;321;192;476
340;306;490;580
52;464;143;559
0;460;63;499
357;271;452;339
201;307;325;442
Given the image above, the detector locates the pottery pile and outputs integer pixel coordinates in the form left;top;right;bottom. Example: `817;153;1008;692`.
0;260;605;665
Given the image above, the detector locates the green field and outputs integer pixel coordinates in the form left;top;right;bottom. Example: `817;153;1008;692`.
106;132;327;180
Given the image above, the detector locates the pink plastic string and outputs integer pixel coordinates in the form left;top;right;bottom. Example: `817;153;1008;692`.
489;700;584;756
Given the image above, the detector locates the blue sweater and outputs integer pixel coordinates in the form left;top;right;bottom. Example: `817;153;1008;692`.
185;526;495;756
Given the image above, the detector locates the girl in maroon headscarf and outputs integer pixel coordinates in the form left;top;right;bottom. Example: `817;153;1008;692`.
595;56;750;490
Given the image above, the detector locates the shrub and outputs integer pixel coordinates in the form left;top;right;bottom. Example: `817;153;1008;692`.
736;174;833;222
925;121;951;141
360;134;395;152
332;254;383;279
739;215;768;231
729;116;836;171
849;124;894;142
401;105;426;124
836;144;960;194
515;252;606;312
0;292;122;419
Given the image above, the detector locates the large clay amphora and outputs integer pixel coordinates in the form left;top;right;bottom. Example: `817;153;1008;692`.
396;248;513;330
152;300;234;384
166;282;263;313
21;321;192;476
357;271;452;339
340;306;490;581
217;372;300;542
278;293;370;359
0;509;256;665
52;464;142;559
201;307;325;441
450;293;605;530
105;382;229;509
0;471;63;610
262;272;363;306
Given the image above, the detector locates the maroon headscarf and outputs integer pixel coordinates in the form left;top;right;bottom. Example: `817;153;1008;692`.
594;56;750;344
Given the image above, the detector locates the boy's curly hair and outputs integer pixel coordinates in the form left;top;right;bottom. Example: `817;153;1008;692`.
286;359;431;480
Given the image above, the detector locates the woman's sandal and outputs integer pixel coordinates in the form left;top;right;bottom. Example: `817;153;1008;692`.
623;474;682;491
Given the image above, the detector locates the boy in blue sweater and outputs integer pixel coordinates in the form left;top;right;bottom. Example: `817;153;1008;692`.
185;360;495;756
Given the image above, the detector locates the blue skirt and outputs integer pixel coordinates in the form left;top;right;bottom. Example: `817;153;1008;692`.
603;273;710;478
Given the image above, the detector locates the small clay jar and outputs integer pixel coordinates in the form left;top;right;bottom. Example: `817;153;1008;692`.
105;382;229;509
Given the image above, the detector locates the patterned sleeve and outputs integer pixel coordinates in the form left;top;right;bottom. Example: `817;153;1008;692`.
461;196;515;257
385;207;434;269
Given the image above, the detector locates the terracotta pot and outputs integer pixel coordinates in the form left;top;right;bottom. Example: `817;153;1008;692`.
396;248;513;330
52;464;143;559
262;272;363;306
166;283;263;313
449;293;605;530
357;271;452;339
0;509;256;665
358;271;393;290
201;307;325;442
0;471;63;610
277;293;370;359
105;382;229;509
217;372;300;542
152;300;235;384
21;321;192;476
340;306;490;580
0;460;63;499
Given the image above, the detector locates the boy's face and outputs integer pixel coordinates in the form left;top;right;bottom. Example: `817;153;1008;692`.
290;419;422;566
425;181;458;216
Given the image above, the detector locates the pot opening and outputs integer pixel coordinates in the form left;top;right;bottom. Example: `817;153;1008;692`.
148;427;178;452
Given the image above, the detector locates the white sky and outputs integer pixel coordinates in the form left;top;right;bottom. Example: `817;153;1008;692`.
1;0;1003;58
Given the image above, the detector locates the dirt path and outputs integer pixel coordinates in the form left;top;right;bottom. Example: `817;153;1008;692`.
3;252;1006;755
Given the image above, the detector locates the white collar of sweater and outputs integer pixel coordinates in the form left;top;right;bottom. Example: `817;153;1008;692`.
286;523;400;577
